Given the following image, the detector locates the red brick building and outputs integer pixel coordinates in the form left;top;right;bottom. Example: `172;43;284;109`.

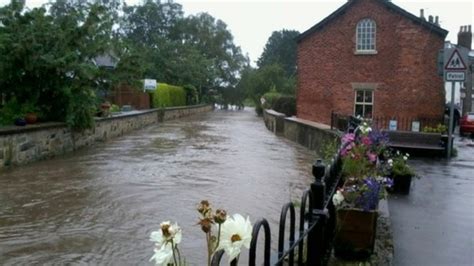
296;0;448;129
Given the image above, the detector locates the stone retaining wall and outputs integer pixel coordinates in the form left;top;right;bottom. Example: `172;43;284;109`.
263;109;340;155
0;105;212;169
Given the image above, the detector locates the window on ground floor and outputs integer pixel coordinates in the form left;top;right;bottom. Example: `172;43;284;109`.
354;89;373;118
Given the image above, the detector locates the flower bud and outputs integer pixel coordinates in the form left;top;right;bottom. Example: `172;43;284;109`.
198;217;213;233
214;209;227;224
197;200;211;216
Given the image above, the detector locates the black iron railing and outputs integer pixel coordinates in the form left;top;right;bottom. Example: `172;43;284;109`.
211;145;346;266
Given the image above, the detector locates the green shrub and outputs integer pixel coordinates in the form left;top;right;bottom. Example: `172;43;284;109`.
255;105;264;116
0;98;41;126
0;98;23;126
422;124;447;134
262;90;283;109
66;88;96;131
110;104;120;113
183;84;199;105
272;96;296;117
153;83;186;108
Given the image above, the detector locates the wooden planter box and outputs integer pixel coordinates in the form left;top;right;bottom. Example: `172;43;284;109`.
389;174;412;195
334;208;378;260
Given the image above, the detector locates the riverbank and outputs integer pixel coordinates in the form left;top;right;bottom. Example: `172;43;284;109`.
0;105;212;169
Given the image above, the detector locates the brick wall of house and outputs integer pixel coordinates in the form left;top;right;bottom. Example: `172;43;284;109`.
296;0;446;127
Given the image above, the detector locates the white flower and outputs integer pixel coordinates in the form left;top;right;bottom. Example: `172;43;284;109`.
403;156;408;161
218;214;253;263
150;222;182;246
332;190;345;207
396;150;400;155
406;153;410;158
150;243;173;266
387;159;393;166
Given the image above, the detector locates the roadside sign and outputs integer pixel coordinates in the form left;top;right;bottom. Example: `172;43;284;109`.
445;71;466;81
389;120;397;131
442;47;469;159
411;121;420;132
444;49;467;70
144;79;157;91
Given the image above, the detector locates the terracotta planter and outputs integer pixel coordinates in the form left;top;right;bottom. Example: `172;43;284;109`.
334;208;378;260
25;113;38;124
389;174;412;195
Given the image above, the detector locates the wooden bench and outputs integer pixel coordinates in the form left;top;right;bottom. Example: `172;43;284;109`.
384;131;446;151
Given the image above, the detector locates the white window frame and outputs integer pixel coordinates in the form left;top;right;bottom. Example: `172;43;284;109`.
356;18;376;53
354;89;374;118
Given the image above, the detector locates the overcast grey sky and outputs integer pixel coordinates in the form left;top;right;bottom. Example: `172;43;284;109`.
1;0;473;65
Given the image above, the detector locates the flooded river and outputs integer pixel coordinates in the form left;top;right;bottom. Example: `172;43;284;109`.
0;109;317;265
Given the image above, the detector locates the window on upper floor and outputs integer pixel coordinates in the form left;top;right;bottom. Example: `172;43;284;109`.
356;18;376;52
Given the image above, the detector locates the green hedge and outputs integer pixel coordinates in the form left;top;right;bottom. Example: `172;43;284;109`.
272;96;296;117
262;90;283;109
153;83;186;108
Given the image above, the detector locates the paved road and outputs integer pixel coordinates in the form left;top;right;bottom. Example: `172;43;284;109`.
389;135;474;266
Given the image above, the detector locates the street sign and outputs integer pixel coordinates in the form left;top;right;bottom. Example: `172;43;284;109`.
442;47;469;159
444;49;467;70
445;71;466;81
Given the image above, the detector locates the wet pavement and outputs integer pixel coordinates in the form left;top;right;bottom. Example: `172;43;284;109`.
389;134;474;266
0;109;317;265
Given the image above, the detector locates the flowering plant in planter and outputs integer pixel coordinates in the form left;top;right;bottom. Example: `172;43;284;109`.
332;121;393;258
387;150;416;195
150;200;252;266
388;151;415;177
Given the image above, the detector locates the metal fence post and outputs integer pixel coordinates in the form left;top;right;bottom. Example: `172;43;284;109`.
307;159;327;266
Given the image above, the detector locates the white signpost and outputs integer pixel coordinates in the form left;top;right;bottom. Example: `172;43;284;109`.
143;79;157;91
444;48;467;158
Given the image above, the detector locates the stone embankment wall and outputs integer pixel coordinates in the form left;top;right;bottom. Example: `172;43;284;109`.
0;105;212;169
263;109;340;155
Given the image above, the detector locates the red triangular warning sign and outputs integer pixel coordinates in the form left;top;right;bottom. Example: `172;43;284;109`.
445;49;467;70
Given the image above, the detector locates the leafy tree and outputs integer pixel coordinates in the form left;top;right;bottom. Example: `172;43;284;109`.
257;29;300;77
0;0;114;129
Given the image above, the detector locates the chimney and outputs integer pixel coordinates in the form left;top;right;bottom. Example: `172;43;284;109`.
428;15;433;23
435;16;439;26
458;25;472;50
420;9;425;20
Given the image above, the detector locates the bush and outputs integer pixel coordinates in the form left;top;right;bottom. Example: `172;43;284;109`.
183;84;199;105
272;96;296;117
153;83;186;108
110;104;120;113
0;98;23;126
422;124;447;134
262;90;283;109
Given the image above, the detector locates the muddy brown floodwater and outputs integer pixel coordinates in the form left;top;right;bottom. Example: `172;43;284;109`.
0;109;318;265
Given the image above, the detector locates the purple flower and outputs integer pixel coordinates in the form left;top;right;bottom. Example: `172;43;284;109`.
342;133;355;145
367;152;377;163
383;177;394;188
355;177;381;211
368;130;389;146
